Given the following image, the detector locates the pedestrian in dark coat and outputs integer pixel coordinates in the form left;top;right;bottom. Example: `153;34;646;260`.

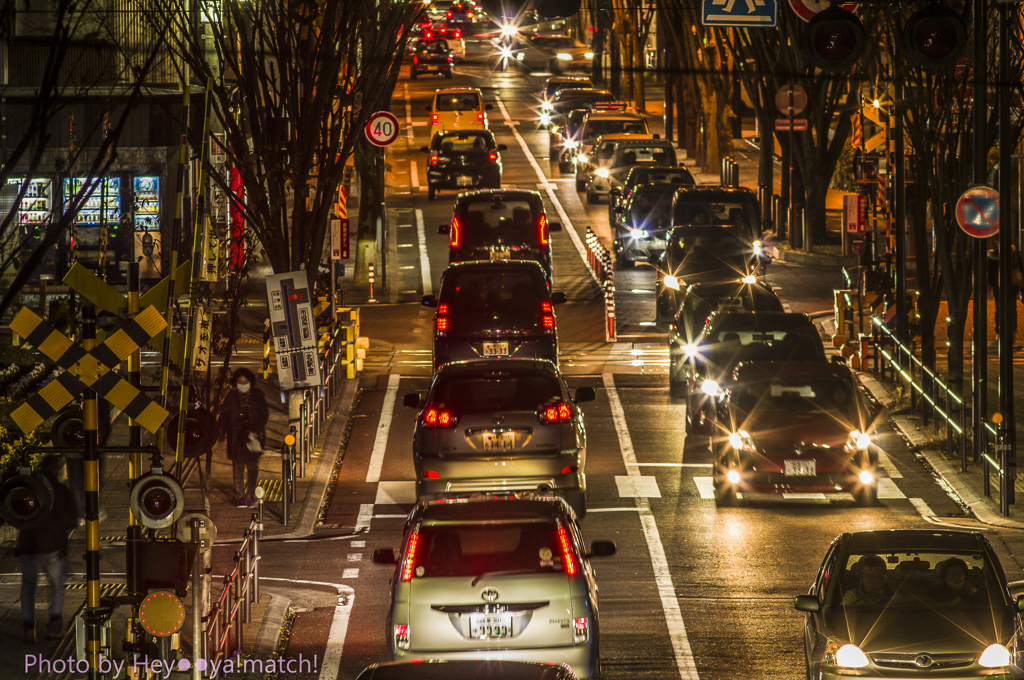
217;368;269;508
17;454;78;644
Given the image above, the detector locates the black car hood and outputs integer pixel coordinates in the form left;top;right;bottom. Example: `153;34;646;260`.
825;604;1016;654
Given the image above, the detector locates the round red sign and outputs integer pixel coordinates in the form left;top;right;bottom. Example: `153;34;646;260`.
365;111;400;147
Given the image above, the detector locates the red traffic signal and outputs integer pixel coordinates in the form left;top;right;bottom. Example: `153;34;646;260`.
804;6;867;72
903;4;966;68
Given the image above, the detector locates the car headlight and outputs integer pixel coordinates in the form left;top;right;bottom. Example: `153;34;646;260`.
753;240;763;255
500;23;517;36
540;113;551;126
682;343;699;358
846;429;871;450
727;429;754;449
702;380;724;398
557;53;572;60
577;153;588;164
596;168;609;178
541;101;554;111
629;228;648;239
980;644;1011;668
663;275;679;290
585;51;594;59
564;139;578;149
741;275;756;284
500;47;512;59
834;644;870;668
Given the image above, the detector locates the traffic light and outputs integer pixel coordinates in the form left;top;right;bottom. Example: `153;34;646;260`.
50;402;111;448
164;407;217;459
129;469;184;530
0;468;54;529
804;6;867;72
903;4;966;68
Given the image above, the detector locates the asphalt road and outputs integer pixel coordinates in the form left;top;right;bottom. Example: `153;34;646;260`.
232;37;1024;680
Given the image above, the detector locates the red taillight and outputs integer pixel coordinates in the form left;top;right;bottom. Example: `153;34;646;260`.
424;407;459;428
537;213;549;246
539;401;570;423
425;32;432;39
422;470;440;479
395;624;411;650
573;617;588;643
435;315;449;332
468;11;473;17
542;301;552;313
447;10;452;16
488;151;498;162
413;55;418;65
543;314;554;330
477;111;484;124
429;153;439;166
455;30;461;38
561;465;577;475
400;529;421;581
450;216;461;247
431;113;439;125
557;526;578;576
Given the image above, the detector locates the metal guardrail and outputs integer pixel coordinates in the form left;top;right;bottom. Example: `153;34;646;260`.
204;513;261;667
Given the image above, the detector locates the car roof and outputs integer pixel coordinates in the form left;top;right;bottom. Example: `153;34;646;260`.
360;660;572;680
434;87;481;95
672;186;756;200
594;133;653;143
732;361;853;380
708;311;815;331
584;109;644;121
546;76;590;84
555;89;612;99
443;260;549;275
418;496;569;523
455;188;543;202
437;358;561;378
842;530;987;554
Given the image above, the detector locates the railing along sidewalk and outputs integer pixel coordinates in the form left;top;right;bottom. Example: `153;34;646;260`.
204;513;261;669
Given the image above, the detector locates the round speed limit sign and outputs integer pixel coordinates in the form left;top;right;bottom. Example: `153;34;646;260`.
365;111;400;147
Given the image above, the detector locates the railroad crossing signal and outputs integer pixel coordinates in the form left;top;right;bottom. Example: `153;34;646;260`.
8;306;170;434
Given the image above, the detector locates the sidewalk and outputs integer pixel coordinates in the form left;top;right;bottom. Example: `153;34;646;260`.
0;376;359;677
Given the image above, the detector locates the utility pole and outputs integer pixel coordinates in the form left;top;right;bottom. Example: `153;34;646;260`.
997;0;1015;505
893;79;908;345
972;0;988;468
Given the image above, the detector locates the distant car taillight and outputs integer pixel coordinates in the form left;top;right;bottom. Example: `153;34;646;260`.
557;525;579;576
488;151;498;162
424;407;459;428
537;213;549;245
399;528;421;582
394;624;411;650
429;153;439;166
539;401;570;424
413;55;418;65
477;111;484;124
449;216;461;247
455;30;461;38
431;113;439;126
435;302;450;333
422;470;440;479
573;617;588;643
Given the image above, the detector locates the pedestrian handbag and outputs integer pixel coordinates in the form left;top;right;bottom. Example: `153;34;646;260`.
246;432;263;455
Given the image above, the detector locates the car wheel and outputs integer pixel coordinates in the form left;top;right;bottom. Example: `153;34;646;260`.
428;186;436;201
575;178;585;192
856;483;877;507
714;481;739;508
586;190;599;204
566;488;586;519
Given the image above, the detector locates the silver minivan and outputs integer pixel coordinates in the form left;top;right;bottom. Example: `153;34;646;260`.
372;496;617;680
403;359;595;516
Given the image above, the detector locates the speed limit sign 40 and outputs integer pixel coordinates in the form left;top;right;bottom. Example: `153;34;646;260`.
365;111;400;147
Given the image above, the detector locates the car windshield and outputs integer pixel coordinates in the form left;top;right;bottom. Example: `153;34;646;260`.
832;550;1007;611
440;268;547;334
666;227;753;272
436;93;481;111
597;141;616;160
534;37;578;49
584;119;646;140
732;375;858;417
437;133;492;154
628;169;695;187
629;188;674;229
703;326;824;365
672;198;758;236
419;42;449;54
457;199;538;245
546;81;589;98
411;521;569;578
613;146;676;168
431;372;562;413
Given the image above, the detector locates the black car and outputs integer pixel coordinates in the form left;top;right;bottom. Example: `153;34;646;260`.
796;530;1024;679
668;278;784;353
672;311;830;432
552;109;590;173
608;165;695;225
543;89;614;130
439;189;562;285
422;130;507;200
446;2;475;22
410;40;453;79
670;185;762;238
422;261;567;369
612;183;680;269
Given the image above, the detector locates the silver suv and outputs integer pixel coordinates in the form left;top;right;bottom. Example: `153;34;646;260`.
403;359;595;516
372;496;617;680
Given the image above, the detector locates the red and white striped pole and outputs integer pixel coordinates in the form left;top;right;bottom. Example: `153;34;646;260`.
367;262;377;303
605;275;615;342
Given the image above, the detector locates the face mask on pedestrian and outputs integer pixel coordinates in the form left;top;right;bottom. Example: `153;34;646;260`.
236;381;251;393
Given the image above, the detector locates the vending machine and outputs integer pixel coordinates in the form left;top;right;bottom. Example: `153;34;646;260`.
64;176;123;281
133;175;162;279
5;177;56;281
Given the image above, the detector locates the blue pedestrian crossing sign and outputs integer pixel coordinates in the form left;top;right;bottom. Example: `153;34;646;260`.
703;0;777;26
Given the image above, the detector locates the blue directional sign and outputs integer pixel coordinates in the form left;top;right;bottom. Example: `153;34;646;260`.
702;0;777;26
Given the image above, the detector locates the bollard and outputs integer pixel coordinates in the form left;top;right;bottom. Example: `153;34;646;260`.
605;278;615;342
729;160;739;187
367;263;377;303
771;194;781;235
281;432;295;525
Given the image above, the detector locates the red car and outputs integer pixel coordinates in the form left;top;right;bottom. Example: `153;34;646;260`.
711;362;883;507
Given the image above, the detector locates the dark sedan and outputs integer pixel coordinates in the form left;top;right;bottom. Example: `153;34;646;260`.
422;130;507;200
608;165;695;225
795;530;1024;679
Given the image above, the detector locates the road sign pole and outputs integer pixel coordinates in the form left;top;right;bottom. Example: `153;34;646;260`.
380;144;387;297
82;305;102;680
788;89;796;247
972;0;988;468
127;262;142;520
998;0;1015;503
894;79;908;346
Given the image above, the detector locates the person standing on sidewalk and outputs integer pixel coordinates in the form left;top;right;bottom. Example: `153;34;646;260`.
17;454;78;644
217;368;269;508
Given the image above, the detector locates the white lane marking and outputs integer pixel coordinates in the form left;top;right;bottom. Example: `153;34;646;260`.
373;513;408;519
352;541;366;548
587;507;646;512
403;84;415;143
356;503;374;531
693;477;715;499
876;448;903;478
347;553;363;562
494;97;592;280
411;160;420;189
638;463;710;467
342;568;360;578
375;481;418;505
260;577;354;680
366;374;401;483
416;209;433;296
604;374;699;680
615;475;662;497
910;497;934;517
877;478;907;499
782;493;827;500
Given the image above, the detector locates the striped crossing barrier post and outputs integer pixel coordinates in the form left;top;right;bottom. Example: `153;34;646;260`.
605;278;615;342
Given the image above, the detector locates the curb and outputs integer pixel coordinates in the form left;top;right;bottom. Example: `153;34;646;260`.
774;249;858;268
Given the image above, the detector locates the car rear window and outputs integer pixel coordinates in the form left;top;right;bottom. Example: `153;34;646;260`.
732;375;858;417
584;118;646;139
440;268;548;333
627;168;694;187
412;521;570;578
419;42;449;54
704;326;824;363
672;197;758;235
431;372;562;413
614;145;676;167
436;93;481;111
457;198;538;244
437;133;492;153
534;37;578;49
628;188;674;228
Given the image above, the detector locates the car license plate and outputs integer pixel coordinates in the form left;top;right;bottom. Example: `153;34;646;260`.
489;247;510;261
457;175;473;187
784;459;816;477
482;342;509;356
427;65;437;71
469;614;513;639
482;431;516;450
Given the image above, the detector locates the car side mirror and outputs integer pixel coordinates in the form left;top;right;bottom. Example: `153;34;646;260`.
485;104;494;110
372;548;398;565
421;295;438;307
551;291;568;304
403;393;422;408
498;144;508;151
438;223;450;234
420;146;431;153
589;540;616;557
574;386;596;403
425;104;432;111
549;221;562;232
793;595;820;612
653;133;660;139
830;355;847;366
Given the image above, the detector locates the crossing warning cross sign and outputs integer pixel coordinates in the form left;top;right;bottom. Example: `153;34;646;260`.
8;306;171;434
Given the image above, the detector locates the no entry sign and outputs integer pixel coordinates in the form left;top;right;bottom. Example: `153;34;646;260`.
956;186;1000;238
365;111;400;147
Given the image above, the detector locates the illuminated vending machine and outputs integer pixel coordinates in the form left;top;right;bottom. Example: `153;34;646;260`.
4;177;56;281
64;176;124;281
133;175;161;279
